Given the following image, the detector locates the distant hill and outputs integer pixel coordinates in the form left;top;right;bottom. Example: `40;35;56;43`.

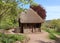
45;19;60;23
45;20;51;23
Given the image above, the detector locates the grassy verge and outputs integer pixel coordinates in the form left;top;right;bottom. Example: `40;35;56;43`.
0;33;25;43
45;29;57;40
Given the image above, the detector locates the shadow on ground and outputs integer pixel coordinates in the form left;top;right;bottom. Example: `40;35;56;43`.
36;40;54;43
35;37;60;43
55;37;60;43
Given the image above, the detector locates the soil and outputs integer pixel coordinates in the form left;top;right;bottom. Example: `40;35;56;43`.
0;29;60;43
26;30;55;43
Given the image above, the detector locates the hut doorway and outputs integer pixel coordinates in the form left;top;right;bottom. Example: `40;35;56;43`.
35;23;41;32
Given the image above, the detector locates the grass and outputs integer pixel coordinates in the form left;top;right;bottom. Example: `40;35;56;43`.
0;33;25;43
45;28;57;40
48;29;60;35
55;32;60;35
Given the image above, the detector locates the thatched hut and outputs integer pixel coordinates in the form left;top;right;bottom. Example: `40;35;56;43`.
18;5;46;33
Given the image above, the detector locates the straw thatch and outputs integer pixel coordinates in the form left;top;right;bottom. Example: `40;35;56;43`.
20;8;44;23
30;5;46;19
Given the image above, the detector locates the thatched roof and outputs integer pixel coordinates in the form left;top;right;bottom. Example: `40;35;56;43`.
20;8;44;23
30;5;46;19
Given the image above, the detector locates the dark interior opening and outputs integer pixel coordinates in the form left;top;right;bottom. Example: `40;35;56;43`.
35;23;41;28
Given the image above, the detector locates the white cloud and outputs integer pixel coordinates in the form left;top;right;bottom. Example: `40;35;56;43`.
45;6;60;13
44;6;60;20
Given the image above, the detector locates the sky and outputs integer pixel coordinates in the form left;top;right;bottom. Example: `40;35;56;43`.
24;0;60;20
34;0;60;20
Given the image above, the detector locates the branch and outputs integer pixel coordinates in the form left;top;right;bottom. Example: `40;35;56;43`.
0;7;11;20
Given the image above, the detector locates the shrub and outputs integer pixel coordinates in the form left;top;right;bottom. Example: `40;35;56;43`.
49;33;57;40
45;29;57;40
0;33;25;43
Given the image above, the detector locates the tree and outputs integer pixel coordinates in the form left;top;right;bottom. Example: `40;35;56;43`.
0;0;18;29
0;0;34;29
47;19;60;32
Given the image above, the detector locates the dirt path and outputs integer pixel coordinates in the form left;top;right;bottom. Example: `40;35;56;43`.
0;29;57;43
26;30;55;43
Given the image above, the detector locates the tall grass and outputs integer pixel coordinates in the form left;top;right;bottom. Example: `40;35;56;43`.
45;29;57;40
0;33;25;43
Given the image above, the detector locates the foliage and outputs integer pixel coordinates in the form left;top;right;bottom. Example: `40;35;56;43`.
42;19;60;33
41;19;60;40
49;33;56;40
30;4;46;19
0;18;18;29
0;0;18;29
45;29;57;40
49;19;60;32
0;0;37;43
0;0;35;29
0;33;25;43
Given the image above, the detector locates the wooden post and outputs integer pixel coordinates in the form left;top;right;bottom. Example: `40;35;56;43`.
31;24;34;33
32;26;33;33
18;18;23;33
39;23;41;32
21;24;23;33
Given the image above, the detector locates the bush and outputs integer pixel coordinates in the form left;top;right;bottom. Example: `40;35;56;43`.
49;33;57;40
0;33;25;43
45;29;57;40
